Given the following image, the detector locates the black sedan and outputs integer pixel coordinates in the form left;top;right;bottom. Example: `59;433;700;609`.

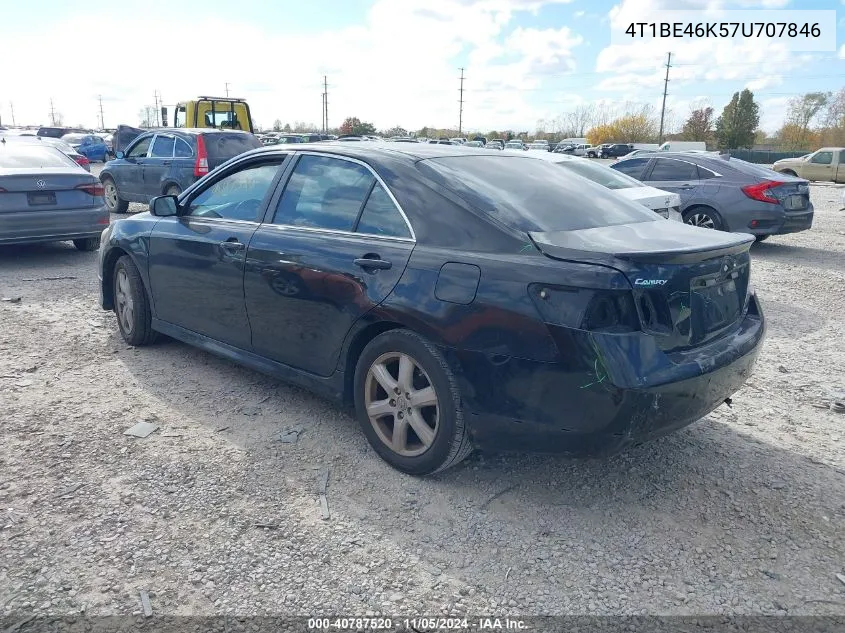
98;144;765;475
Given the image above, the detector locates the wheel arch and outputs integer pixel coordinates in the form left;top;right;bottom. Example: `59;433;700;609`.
683;203;726;231
341;320;406;406
102;248;155;314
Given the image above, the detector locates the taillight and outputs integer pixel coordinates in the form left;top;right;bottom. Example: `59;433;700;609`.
742;180;782;204
76;182;105;196
194;135;209;177
75;155;90;166
529;284;641;333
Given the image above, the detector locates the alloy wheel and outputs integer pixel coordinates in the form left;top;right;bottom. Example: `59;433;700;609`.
115;269;135;334
364;352;439;457
104;181;118;210
685;212;716;229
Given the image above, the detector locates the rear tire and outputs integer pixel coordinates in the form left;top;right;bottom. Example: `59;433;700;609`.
102;176;129;214
353;330;472;476
113;256;157;346
683;206;723;231
73;236;100;252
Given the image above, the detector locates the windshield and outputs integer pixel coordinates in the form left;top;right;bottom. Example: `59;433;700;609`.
554;159;644;190
417;155;656;232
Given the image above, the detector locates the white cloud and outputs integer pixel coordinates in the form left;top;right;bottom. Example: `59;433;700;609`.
2;0;581;131
840;44;845;59
574;10;586;17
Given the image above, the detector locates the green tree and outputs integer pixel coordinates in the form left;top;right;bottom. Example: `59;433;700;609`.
715;89;759;149
681;106;714;142
340;117;377;136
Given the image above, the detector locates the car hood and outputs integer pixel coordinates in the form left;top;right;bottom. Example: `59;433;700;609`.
772;157;805;168
613;186;681;210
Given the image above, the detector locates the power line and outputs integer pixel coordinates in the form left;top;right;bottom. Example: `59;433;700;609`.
658;52;672;144
458;67;465;135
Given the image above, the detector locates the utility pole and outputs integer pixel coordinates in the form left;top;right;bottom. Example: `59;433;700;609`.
98;95;105;130
153;91;160;127
458;67;465;136
658;52;672;145
9;102;15;127
323;76;328;133
50;99;56;126
225;82;230;98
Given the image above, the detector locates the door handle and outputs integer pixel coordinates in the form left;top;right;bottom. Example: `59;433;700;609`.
162;161;173;166
354;255;392;271
219;238;245;253
678;184;696;189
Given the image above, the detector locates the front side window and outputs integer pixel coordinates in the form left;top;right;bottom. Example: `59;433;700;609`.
273;155;374;231
612;158;649;179
187;162;282;222
127;136;153;158
150;135;175;158
810;151;833;165
645;159;698;182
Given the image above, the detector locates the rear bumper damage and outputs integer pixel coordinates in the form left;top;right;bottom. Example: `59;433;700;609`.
454;297;765;455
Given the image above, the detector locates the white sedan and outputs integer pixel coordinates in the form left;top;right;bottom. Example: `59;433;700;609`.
527;152;683;221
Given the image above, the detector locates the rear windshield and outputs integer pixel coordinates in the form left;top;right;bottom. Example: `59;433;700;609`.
203;133;262;158
719;156;787;180
0;145;76;168
554;159;643;190
62;134;86;144
417;155;656;232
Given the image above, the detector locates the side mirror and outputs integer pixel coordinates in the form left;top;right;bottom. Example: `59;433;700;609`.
150;195;179;217
115;150;125;159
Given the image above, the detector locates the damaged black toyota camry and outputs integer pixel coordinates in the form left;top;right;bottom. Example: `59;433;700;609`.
98;143;765;475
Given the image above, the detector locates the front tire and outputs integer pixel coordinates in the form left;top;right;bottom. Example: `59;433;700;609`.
353;330;472;475
113;256;157;346
73;236;100;252
102;176;129;214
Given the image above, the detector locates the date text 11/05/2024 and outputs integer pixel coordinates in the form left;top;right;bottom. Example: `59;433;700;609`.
307;617;528;630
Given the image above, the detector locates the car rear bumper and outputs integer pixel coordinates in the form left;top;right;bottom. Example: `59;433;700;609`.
0;206;110;245
452;298;765;455
733;203;814;236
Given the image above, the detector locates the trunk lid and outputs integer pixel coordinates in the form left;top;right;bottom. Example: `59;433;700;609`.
530;221;755;350
113;125;145;154
0;169;101;213
614;186;681;212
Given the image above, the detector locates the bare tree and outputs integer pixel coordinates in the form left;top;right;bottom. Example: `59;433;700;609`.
138;106;157;127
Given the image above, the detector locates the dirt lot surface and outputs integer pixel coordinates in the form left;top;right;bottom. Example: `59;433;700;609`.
1;179;844;621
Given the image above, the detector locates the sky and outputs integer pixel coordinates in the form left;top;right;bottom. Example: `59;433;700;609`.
0;0;843;134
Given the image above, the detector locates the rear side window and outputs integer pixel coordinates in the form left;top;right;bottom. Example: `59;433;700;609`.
418;155;655;232
273;155;374;231
356;184;411;238
174;138;193;158
645;159;698;182
612;158;649;178
150;136;175;158
0;145;76;168
203;133;262;160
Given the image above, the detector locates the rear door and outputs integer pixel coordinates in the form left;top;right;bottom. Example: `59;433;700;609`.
172;136;196;191
142;134;175;199
244;152;415;376
641;157;701;204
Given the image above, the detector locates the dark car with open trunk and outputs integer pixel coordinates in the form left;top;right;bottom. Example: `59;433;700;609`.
97;144;765;475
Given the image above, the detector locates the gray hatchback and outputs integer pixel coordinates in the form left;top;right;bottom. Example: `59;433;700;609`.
611;152;813;240
0;139;109;250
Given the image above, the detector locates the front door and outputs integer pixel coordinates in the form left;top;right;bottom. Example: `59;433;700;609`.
147;157;287;348
244;153;415;376
803;150;834;182
118;134;153;197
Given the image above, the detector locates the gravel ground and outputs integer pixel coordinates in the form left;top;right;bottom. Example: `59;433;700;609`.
1;175;844;621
